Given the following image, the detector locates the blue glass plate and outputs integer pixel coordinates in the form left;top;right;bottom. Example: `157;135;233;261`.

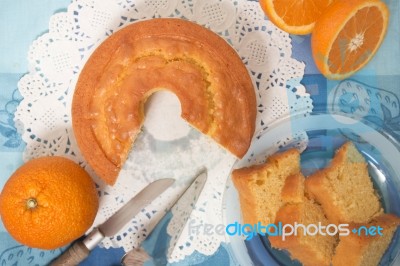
224;113;400;266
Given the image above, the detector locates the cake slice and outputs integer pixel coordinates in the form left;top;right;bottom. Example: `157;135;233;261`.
270;174;337;266
231;149;300;225
305;142;382;224
332;213;400;266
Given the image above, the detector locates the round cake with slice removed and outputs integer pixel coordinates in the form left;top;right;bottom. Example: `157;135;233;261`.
72;18;256;185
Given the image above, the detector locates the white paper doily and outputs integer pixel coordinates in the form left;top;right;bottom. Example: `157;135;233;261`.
15;0;312;262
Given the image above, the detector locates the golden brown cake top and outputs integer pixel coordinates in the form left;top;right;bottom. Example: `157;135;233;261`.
72;18;256;185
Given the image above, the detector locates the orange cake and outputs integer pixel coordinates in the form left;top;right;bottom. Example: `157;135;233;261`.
72;18;256;185
332;213;400;266
233;142;397;266
270;174;337;266
305;142;382;224
231;149;301;225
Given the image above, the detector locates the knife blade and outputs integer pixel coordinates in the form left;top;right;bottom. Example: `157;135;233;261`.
99;178;175;237
121;171;208;266
50;178;175;266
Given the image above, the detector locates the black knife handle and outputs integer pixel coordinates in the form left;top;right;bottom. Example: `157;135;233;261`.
50;241;90;266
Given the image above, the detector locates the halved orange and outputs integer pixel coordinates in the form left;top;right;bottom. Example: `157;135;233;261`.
312;0;389;80
260;0;334;35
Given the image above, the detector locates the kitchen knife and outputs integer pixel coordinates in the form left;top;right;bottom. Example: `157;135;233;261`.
121;170;208;266
50;178;175;266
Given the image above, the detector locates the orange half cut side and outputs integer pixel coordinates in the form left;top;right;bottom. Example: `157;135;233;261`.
260;0;333;35
312;0;389;80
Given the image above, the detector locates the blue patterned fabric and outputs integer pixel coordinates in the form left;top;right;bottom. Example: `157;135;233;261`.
1;0;399;265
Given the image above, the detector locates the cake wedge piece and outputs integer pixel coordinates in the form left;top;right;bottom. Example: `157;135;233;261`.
332;213;400;266
231;149;300;225
269;173;337;266
305;142;382;224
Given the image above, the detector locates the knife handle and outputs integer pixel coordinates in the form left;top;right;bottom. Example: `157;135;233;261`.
50;241;90;266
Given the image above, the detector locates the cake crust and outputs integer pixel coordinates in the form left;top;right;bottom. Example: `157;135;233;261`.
72;18;256;185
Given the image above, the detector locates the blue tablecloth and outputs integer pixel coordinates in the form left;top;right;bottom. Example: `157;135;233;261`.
1;0;399;265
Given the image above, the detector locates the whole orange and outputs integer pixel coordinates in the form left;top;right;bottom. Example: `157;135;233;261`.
0;156;99;250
